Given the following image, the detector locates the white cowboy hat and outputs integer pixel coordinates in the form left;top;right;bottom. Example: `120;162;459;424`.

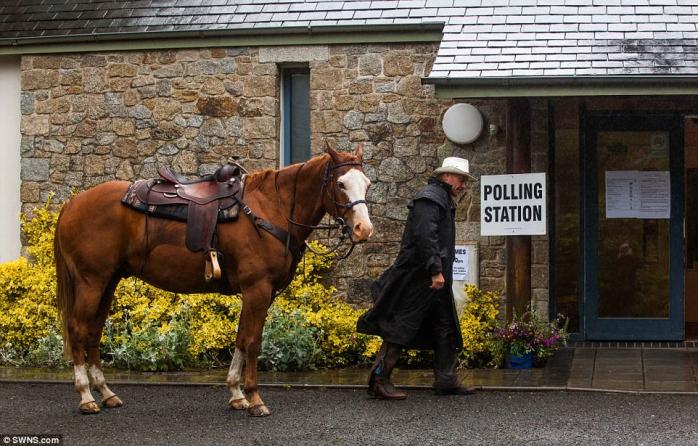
433;157;475;180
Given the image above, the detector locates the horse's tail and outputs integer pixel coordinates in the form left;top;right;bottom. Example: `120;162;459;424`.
54;210;74;360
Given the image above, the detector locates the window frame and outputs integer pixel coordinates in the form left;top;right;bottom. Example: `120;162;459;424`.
280;66;310;167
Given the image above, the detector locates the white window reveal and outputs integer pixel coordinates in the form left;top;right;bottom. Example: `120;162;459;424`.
0;56;21;262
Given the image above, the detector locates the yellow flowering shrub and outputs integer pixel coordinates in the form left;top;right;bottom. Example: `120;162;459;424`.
108;280;242;363
0;199;59;353
21;196;59;267
458;284;503;368
0;257;59;351
176;293;241;357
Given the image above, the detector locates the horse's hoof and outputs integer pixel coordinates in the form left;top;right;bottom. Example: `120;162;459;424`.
102;395;123;409
229;398;250;410
79;401;101;415
247;404;271;417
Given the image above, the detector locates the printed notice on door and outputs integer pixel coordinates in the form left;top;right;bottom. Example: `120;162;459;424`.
606;171;670;219
606;171;638;218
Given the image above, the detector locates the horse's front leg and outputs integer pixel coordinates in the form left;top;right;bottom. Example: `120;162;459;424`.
236;281;273;417
226;347;248;410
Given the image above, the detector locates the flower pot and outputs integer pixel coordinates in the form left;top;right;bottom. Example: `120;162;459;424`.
506;352;533;369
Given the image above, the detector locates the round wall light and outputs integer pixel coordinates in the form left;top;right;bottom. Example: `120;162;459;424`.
442;103;484;144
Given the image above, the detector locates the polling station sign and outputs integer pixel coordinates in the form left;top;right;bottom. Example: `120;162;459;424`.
480;173;547;236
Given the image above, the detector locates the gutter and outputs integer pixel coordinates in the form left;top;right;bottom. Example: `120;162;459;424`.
423;75;698;98
0;22;445;55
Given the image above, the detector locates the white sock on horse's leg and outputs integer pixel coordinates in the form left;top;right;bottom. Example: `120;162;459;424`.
74;364;98;412
227;348;249;409
88;364;120;406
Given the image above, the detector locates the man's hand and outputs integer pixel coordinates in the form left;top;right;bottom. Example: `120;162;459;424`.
430;273;445;290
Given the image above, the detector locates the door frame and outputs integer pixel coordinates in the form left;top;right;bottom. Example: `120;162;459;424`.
582;112;684;341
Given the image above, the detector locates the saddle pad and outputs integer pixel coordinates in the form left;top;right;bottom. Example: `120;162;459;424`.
121;179;240;222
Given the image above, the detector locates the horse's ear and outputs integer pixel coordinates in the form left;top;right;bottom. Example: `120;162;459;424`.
324;141;341;164
354;143;364;163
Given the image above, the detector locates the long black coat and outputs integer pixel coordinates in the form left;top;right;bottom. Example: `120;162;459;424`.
357;177;463;351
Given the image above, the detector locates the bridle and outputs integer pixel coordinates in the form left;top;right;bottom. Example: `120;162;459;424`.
323;159;368;221
276;155;368;260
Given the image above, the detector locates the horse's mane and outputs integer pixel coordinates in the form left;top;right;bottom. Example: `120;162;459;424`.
243;153;330;192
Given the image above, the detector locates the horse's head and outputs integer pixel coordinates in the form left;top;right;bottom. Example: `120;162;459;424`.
323;143;373;242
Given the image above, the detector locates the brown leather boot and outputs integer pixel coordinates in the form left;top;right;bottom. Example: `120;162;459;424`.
367;341;405;399
433;338;475;395
433;383;476;395
370;377;407;400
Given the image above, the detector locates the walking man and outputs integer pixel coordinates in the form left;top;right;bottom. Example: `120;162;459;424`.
357;157;476;399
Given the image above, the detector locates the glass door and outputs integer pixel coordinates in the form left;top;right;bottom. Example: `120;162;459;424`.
584;114;684;340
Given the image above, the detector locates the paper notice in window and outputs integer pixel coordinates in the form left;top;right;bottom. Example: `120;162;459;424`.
638;171;670;219
606;171;638;218
606;171;670;219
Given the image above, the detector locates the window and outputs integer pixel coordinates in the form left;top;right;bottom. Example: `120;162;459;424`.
281;67;310;166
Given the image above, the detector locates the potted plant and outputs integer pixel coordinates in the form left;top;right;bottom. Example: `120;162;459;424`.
495;309;569;369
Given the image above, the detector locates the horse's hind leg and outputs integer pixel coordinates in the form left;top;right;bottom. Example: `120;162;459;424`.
68;281;104;414
86;279;123;410
69;278;122;414
237;282;273;417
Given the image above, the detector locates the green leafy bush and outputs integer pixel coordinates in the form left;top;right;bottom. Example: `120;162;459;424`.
259;309;324;372
104;315;194;372
0;326;68;368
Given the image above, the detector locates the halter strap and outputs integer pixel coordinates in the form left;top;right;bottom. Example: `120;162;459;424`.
335;199;368;209
330;161;363;170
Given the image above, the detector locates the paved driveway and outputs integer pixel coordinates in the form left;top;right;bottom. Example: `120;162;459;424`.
1;382;697;445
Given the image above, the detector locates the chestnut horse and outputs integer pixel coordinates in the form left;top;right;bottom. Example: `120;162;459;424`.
54;145;372;417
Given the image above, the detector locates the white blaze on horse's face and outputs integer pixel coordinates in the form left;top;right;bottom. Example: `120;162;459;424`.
338;168;373;241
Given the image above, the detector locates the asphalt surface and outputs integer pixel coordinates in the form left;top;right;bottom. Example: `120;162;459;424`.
1;382;697;445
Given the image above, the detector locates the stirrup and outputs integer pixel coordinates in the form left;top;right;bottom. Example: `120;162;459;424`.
205;251;222;282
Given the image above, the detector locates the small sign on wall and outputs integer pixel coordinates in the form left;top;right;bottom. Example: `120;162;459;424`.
452;242;478;317
453;242;478;285
480;173;547;236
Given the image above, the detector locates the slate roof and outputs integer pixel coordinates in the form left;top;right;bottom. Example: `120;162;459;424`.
2;0;698;79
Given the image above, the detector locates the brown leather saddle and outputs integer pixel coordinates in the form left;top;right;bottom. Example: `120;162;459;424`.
122;163;245;282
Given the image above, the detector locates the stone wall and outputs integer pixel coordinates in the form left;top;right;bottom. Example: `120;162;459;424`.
19;42;513;306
